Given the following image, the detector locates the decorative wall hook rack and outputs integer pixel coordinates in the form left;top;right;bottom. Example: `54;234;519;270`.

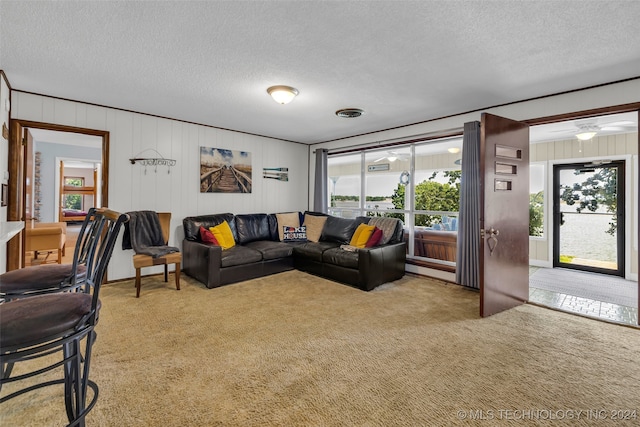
129;149;177;174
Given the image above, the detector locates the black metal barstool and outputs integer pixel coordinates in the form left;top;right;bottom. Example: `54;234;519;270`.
0;207;128;427
0;215;101;301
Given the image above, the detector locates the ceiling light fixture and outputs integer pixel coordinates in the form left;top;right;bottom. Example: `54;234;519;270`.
267;85;299;104
575;125;599;141
336;108;365;118
447;147;460;154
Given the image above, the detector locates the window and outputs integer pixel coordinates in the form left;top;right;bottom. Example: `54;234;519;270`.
327;153;361;219
529;163;545;238
327;137;462;267
63;176;85;210
64;176;84;187
364;148;410;219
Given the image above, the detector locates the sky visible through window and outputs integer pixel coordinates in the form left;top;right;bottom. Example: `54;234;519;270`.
333;171;454;199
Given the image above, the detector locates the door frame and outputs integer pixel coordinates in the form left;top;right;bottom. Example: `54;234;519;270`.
525;104;638;326
552;160;625;277
7;119;109;270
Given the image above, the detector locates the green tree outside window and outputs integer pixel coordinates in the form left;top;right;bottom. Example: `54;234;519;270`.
560;167;618;235
64;194;82;210
63;177;85;210
389;171;461;226
529;191;544;237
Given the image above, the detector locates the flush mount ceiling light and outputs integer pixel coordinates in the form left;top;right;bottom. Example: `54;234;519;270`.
447;147;461;154
575;125;599;141
336;108;365;118
267;85;299;104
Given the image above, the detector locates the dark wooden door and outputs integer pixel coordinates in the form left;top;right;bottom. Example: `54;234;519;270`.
480;113;530;317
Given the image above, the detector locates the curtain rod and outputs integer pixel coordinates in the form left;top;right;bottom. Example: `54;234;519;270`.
313;127;464;155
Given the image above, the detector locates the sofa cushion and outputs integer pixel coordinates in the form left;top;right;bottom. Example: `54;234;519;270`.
368;217;401;245
275;212;301;241
245;240;296;260
365;227;383;247
350;223;376;248
183;213;236;241
267;214;280;241
282;225;307;242
235;214;271;244
292;241;339;262
220;245;262;268
322;247;359;269
320;216;363;244
199;226;219;245
210;221;236;250
302;213;327;243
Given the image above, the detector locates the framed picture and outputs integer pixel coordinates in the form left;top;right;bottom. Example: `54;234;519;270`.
1;183;7;207
200;147;252;193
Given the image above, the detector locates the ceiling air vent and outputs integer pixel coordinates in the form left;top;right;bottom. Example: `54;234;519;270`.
336;108;365;118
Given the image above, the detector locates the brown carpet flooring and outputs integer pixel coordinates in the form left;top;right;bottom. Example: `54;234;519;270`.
2;271;639;426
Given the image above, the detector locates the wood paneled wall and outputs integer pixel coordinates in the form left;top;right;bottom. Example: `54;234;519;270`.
11;92;310;280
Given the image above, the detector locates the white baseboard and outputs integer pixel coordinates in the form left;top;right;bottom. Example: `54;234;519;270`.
405;264;456;283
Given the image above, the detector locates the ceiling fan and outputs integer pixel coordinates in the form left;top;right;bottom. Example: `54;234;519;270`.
373;150;410;163
551;119;636;140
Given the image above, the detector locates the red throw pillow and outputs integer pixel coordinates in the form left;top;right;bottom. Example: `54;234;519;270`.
200;226;219;245
365;227;383;247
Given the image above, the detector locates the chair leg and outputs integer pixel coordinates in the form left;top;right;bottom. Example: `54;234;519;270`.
78;331;97;426
164;264;168;282
58;248;63;264
175;262;181;291
63;339;83;426
0;361;15;393
63;331;97;427
136;268;142;298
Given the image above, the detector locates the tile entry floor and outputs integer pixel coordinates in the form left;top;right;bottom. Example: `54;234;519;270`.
529;267;638;326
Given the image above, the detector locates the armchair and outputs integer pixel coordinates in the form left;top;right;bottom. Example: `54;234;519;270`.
26;222;67;264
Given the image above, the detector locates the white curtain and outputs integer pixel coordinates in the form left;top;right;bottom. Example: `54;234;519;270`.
456;122;481;289
313;149;328;213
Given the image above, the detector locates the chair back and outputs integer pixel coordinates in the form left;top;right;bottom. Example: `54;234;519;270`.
158;212;171;245
74;208;128;321
68;216;100;289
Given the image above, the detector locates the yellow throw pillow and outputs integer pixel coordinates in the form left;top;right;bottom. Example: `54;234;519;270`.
349;223;376;248
209;221;236;250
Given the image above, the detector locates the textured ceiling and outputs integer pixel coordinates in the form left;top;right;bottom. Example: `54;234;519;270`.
1;1;639;144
